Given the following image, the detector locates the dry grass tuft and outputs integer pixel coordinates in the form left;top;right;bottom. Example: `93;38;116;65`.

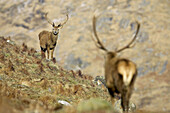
22;43;28;52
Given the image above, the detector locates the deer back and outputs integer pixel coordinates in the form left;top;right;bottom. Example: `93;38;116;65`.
39;31;50;48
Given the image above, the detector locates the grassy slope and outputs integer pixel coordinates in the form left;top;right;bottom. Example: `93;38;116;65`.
0;36;110;113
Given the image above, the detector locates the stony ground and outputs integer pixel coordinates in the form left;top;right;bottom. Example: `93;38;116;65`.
0;0;170;113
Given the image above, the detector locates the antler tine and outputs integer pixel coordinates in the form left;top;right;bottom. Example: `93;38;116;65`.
45;12;53;26
92;15;108;52
116;21;140;53
59;14;69;28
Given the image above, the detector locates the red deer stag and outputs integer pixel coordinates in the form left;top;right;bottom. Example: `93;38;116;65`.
92;15;140;112
39;13;69;59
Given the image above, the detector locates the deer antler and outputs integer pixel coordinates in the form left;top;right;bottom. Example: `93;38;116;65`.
45;12;53;26
116;21;140;53
92;15;108;52
58;14;69;28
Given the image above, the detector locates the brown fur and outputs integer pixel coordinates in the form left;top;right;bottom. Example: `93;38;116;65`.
39;13;68;59
105;56;137;112
92;15;140;112
39;30;58;59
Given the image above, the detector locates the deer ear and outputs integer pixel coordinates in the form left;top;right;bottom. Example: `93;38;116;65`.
52;22;55;27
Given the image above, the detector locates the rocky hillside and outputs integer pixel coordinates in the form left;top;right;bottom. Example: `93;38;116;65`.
0;36;170;112
0;36;110;113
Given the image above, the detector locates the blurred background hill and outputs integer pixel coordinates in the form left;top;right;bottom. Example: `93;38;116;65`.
0;0;169;76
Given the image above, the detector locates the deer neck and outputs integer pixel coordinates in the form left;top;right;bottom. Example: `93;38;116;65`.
105;54;116;72
50;33;58;43
105;52;117;63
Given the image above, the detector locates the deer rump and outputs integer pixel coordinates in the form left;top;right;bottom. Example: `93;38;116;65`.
106;58;137;110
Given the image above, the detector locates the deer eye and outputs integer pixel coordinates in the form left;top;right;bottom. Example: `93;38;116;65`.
118;73;123;78
57;24;61;27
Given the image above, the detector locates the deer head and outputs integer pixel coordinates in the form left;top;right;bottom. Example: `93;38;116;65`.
92;15;140;61
45;13;69;35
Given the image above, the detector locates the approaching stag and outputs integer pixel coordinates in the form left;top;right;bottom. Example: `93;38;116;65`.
92;14;140;112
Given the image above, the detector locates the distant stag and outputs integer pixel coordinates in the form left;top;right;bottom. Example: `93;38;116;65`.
39;13;69;59
92;14;140;112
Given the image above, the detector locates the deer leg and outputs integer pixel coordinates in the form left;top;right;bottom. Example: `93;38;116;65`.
125;90;131;112
108;88;117;105
126;99;129;112
47;47;50;59
121;95;126;112
121;89;129;112
50;48;54;59
40;47;46;59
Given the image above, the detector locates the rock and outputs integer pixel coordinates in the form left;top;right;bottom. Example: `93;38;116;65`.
96;16;113;32
77;36;84;42
33;78;42;82
6;39;15;45
58;100;71;106
119;18;130;29
109;0;117;6
137;67;147;76
77;3;90;12
1;2;25;17
146;48;154;54
140;0;150;7
159;60;168;75
137;31;149;43
0;76;2;81
24;17;32;23
38;0;45;3
14;23;29;29
113;99;136;113
151;62;161;73
61;3;76;16
130;22;136;31
93;76;106;87
64;53;90;70
138;60;164;76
